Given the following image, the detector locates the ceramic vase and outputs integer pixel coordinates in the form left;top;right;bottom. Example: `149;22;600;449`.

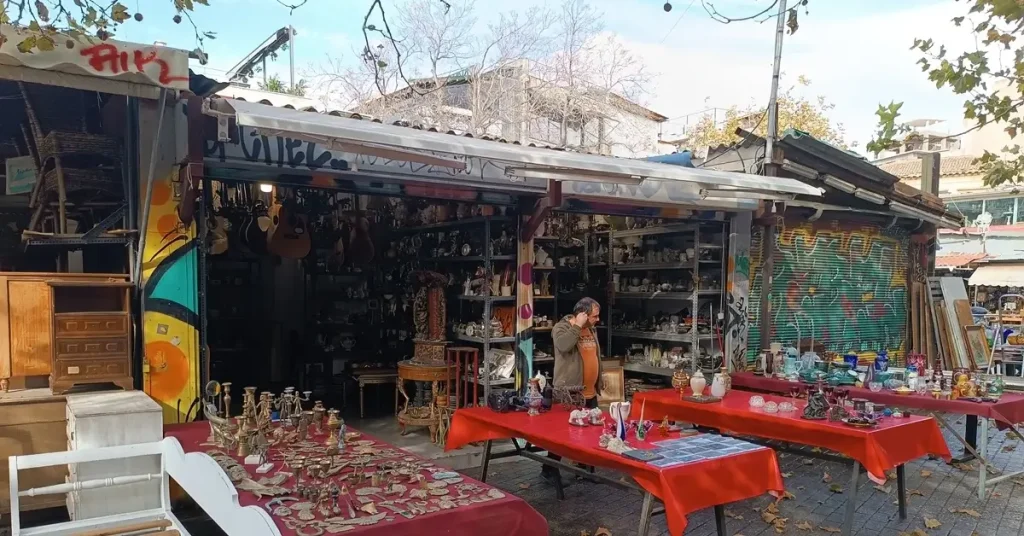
690;370;707;397
710;369;729;398
527;379;543;416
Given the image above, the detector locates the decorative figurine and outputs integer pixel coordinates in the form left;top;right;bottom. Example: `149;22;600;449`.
588;407;604;426
803;390;829;420
659;416;670;437
527;377;544;416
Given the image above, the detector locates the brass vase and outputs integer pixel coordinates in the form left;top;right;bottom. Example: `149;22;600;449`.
326;409;341;447
672;370;690;391
312;401;326;433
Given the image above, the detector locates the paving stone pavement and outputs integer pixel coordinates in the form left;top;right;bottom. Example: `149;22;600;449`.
459;414;1024;536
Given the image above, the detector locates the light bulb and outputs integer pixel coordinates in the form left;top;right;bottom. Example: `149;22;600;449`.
259;183;273;193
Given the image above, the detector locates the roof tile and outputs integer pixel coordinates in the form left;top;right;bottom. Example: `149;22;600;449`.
877;155;984;179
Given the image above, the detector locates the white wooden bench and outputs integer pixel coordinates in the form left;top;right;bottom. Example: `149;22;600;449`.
9;437;280;536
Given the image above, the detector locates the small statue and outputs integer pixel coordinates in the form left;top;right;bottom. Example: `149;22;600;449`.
803;390;829;420
659;416;671;437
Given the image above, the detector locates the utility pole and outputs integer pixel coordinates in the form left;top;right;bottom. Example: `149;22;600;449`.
758;0;787;356
764;0;787;171
288;25;296;90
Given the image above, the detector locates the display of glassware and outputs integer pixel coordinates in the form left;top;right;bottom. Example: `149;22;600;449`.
779;401;795;412
868;381;883;392
763;401;779;414
749;395;766;408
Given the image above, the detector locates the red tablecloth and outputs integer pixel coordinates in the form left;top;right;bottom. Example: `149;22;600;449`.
166;422;547;536
732;372;1024;427
632;389;951;482
446;407;784;536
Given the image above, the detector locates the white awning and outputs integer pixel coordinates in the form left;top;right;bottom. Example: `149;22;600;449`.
208;98;823;200
968;264;1024;287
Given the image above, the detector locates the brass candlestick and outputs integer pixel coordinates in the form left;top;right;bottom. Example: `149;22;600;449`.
222;382;232;418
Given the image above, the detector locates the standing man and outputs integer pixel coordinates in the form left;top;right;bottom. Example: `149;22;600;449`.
542;297;603;484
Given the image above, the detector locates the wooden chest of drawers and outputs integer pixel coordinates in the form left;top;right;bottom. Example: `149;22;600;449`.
48;279;134;394
0;272;131;392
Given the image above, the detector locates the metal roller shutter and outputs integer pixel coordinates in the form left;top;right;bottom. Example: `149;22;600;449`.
746;226;765;366
748;218;909;366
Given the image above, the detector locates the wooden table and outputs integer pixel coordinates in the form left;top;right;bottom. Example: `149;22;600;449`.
354;372;398;419
732;371;1024;499
632;388;951;536
447;407;785;536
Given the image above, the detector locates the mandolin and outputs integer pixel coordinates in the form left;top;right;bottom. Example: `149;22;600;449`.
267;192;311;259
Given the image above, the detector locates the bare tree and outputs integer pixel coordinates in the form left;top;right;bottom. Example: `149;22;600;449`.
312;0;655;155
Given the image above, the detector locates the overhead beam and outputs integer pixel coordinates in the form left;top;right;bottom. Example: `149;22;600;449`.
521;181;562;241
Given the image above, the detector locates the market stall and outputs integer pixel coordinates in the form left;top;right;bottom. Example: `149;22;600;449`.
165;387;547;536
730;370;1024;500
446;406;785;536
631;385;951;536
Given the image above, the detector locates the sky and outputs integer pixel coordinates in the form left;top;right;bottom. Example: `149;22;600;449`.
114;0;978;150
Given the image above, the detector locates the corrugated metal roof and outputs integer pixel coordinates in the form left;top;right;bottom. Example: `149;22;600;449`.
877;155;984;179
936;252;989;268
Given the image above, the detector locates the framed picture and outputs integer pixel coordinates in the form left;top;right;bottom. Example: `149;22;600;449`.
963;325;990;369
597;366;624;408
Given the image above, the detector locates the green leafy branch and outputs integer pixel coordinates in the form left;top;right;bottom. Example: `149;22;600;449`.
0;0;214;58
869;0;1024;187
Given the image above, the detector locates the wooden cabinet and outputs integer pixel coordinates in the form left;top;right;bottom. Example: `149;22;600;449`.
0;273;130;392
48;278;133;394
65;391;162;520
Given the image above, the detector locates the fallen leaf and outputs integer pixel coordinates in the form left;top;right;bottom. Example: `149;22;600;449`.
593;528;611;536
993;491;1002;498
949;508;982;518
781;491;796;500
897;529;928;536
802;459;814;466
797;486;806;491
820;527;842;534
886;470;897;480
765;502;780;515
924;517;941;529
920;470;932;478
517;483;530;489
908;489;925;497
1004;444;1017;452
823;472;832;483
972;531;981;536
829;484;844;493
781;472;794;478
761;511;778;525
874;484;892;494
1012;478;1024;487
580;531;591;536
796;521;813;530
724;509;744;520
811;447;823;453
953;462;975;471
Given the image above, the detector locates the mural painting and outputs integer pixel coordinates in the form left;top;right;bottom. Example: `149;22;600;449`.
748;220;908;367
515;231;535;392
141;172;200;423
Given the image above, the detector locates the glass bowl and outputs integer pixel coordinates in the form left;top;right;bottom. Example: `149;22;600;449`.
763;401;779;414
749;395;766;408
868;381;883;392
779;401;795;412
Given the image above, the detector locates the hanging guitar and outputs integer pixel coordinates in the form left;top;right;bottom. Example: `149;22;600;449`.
206;183;229;255
243;186;272;256
267;188;312;259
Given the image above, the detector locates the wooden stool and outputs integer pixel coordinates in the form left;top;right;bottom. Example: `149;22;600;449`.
446;347;480;408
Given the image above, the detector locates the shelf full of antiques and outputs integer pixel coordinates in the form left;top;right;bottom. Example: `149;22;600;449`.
606;219;727;396
528;212;612;368
199;381;513;534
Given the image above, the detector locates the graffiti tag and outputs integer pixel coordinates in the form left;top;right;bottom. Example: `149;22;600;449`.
80;44;188;86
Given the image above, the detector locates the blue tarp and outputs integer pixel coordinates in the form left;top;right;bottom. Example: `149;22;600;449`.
644;151;695;168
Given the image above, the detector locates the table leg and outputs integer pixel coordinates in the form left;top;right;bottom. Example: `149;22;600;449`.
842;460;860;536
394;382;399;415
978;417;988;500
714;504;727;536
479;440;493;483
896;464;907;520
637;492;654;536
952;415;979;463
359;381;365;420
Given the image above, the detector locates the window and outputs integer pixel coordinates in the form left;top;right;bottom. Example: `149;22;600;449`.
951;199;985;225
985;198;1016;225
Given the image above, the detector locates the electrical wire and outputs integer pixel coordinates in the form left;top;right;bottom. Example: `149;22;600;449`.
660;0;699;44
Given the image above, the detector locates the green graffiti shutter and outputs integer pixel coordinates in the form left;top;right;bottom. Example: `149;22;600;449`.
746;226;766;366
759;218;909;365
